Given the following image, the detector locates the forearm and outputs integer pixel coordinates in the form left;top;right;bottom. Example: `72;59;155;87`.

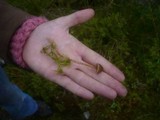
0;0;32;62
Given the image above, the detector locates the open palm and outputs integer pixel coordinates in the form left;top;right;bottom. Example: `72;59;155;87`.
23;9;127;100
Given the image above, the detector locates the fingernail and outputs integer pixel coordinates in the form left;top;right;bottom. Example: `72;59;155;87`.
121;88;128;97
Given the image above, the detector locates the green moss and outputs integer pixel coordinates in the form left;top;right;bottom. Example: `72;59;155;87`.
41;41;71;74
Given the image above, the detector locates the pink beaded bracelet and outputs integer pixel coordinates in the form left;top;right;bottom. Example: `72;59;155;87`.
10;16;48;68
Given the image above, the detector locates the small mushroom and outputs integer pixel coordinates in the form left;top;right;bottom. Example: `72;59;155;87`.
95;64;103;74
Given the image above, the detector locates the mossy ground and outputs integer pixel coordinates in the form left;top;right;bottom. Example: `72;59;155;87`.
2;0;160;120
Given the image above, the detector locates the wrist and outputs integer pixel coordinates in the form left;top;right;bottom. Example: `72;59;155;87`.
10;16;48;68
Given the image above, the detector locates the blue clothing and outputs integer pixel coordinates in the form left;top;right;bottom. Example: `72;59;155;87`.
0;66;38;119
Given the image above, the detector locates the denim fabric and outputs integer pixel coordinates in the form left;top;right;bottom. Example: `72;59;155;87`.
0;66;38;119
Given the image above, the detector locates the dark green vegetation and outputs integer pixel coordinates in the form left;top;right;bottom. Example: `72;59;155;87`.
4;0;160;120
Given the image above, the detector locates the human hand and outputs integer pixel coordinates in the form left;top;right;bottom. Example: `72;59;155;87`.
23;9;127;100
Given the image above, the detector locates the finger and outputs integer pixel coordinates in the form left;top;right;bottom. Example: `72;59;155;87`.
64;69;117;100
76;64;127;97
80;46;125;81
43;69;94;100
55;8;95;28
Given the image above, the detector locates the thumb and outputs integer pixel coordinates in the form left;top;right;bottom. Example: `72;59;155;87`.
54;8;95;28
